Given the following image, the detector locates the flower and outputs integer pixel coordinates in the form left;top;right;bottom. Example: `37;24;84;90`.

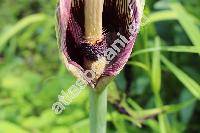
56;0;145;90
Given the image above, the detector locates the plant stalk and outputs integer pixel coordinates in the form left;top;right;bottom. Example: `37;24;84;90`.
84;1;107;132
90;88;107;133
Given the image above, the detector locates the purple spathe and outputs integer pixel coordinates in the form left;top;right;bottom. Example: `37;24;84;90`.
56;0;144;88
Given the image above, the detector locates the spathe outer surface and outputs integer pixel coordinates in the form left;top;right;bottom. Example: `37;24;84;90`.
56;0;145;90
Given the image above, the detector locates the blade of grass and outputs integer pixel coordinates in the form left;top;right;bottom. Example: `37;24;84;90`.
161;55;200;100
134;98;195;118
118;98;194;128
147;10;177;24
147;10;200;25
131;46;200;57
127;98;143;111
170;3;200;48
154;94;171;133
140;27;151;72
144;120;159;132
151;37;161;94
111;112;128;133
151;37;171;133
127;61;150;72
0;13;47;52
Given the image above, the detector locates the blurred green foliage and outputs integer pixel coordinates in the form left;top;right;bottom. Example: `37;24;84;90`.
0;0;200;133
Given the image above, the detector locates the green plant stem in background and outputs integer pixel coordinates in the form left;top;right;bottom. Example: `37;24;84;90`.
90;88;107;133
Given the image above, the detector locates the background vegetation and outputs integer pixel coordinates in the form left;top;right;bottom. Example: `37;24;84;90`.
0;0;199;132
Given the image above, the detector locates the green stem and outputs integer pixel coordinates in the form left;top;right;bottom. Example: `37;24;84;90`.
90;88;107;133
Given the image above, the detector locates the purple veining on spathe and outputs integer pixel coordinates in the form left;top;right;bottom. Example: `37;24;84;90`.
103;4;139;76
57;0;141;86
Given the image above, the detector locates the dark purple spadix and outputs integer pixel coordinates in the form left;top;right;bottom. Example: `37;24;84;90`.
56;0;145;89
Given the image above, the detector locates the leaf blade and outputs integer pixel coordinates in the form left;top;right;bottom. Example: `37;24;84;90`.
161;55;200;99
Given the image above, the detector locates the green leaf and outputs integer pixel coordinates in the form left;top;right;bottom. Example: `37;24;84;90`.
158;114;170;133
127;61;150;72
0;13;47;52
150;37;171;132
170;3;200;48
111;112;128;133
161;55;200;99
148;10;177;24
134;99;195;118
151;37;161;94
144;120;159;132
131;46;200;57
154;94;171;133
127;98;143;111
107;81;120;103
